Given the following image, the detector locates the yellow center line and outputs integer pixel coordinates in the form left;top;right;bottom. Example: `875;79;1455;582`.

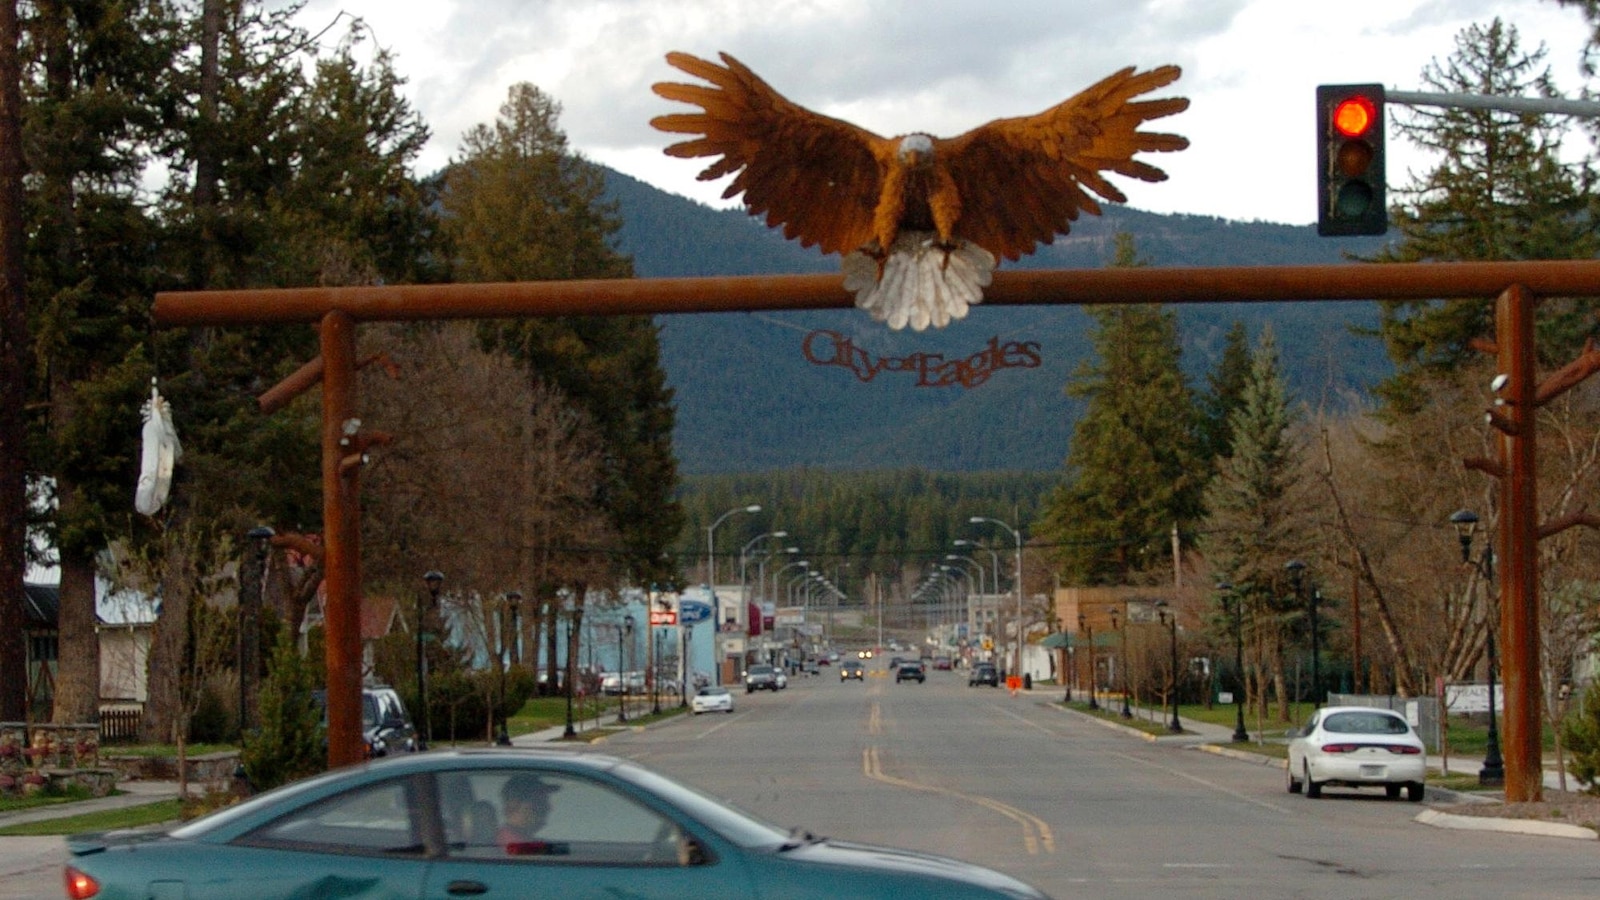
861;745;1053;854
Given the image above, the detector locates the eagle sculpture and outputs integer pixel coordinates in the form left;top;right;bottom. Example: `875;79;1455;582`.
651;52;1190;330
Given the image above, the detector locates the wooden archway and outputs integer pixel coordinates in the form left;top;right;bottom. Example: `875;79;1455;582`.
157;258;1600;799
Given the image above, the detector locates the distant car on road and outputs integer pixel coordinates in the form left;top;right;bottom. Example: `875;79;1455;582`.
839;660;865;681
745;665;781;693
691;686;735;715
968;663;999;687
1287;705;1426;801
64;749;1049;899
932;656;953;671
895;660;926;683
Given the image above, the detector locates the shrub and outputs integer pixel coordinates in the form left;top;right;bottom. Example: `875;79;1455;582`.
1561;682;1600;794
240;631;326;792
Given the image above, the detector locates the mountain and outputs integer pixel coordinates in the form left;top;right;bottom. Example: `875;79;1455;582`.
602;169;1391;474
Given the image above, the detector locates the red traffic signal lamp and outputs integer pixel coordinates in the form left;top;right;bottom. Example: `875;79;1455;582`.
1316;84;1387;236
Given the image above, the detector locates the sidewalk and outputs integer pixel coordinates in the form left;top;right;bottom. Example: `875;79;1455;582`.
0;778;194;829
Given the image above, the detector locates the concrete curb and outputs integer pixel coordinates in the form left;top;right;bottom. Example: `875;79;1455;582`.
1415;807;1598;840
1191;742;1284;767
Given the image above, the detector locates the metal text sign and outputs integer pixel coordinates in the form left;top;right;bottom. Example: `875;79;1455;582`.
802;330;1041;388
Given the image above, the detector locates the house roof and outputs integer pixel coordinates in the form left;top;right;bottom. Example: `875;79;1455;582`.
306;583;401;642
361;594;400;642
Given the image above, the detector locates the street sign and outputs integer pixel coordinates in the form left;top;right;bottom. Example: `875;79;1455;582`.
649;610;677;626
679;600;712;625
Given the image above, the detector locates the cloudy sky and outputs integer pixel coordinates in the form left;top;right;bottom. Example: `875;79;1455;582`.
285;0;1591;225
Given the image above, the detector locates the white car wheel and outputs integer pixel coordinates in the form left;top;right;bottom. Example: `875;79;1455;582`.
1286;761;1302;794
1303;763;1322;799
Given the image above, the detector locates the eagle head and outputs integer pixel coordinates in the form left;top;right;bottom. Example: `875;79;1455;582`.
896;133;935;169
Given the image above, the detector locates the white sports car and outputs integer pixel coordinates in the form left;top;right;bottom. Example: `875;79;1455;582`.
1287;705;1428;801
690;686;734;715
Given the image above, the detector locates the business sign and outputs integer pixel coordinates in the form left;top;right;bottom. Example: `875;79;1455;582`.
679;599;712;625
649;610;677;626
1445;683;1503;714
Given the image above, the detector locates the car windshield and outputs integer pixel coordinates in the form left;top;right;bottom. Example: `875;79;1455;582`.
1323;711;1409;735
749;666;773;675
698;687;727;697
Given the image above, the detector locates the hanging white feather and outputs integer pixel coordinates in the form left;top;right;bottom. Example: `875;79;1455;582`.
843;232;995;331
135;382;182;516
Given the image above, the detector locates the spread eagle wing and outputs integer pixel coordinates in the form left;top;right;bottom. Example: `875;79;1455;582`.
651;52;888;256
936;65;1189;262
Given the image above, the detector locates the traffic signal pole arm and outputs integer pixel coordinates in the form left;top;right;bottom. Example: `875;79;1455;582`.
1386;90;1600;117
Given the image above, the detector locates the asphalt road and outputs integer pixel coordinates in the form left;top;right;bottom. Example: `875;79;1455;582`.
609;666;1600;899
7;666;1599;898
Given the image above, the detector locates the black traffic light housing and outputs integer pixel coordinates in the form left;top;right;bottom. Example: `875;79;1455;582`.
1316;84;1387;236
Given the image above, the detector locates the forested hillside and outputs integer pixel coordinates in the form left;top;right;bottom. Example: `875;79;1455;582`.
603;170;1393;474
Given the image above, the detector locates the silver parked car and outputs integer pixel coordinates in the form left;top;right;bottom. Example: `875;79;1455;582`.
1286;705;1427;801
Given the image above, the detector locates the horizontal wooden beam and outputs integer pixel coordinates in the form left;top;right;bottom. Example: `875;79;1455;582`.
153;259;1600;326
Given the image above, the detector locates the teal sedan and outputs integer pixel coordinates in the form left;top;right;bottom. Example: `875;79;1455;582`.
64;748;1048;899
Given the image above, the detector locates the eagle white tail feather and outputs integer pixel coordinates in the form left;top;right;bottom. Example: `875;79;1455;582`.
843;233;995;331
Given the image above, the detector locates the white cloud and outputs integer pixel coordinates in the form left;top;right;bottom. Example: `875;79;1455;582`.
282;0;1594;225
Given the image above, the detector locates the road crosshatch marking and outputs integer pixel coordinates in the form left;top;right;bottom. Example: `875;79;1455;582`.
861;745;1054;855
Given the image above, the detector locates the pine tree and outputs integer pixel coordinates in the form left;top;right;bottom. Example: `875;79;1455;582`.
1037;234;1202;585
1200;327;1310;721
443;83;682;588
1197;320;1253;466
24;0;181;722
0;0;27;721
241;628;326;793
1373;18;1599;414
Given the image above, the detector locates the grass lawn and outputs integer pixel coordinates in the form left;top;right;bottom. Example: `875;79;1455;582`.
0;799;182;836
505;695;685;738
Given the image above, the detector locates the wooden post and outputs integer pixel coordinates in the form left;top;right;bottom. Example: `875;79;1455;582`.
320;311;364;768
1496;285;1540;802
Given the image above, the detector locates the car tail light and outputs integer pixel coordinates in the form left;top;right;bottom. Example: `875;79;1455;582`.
64;867;100;899
1319;743;1360;753
1386;745;1422;755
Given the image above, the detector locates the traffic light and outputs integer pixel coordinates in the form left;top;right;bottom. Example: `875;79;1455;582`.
1316;84;1386;236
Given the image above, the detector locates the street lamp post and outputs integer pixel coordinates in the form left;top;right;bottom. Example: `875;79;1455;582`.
1218;582;1249;743
1111;605;1131;718
954;539;1003;596
620;614;634;723
1079;613;1098;710
1286;560;1318;707
240;526;274;738
1451;509;1505;787
741;531;788;605
945;555;983;639
1156;602;1183;733
507;591;522;667
648;586;661;715
419;570;443;751
680;624;693;708
969;517;1024;682
707;504;761;684
562;590;578;738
